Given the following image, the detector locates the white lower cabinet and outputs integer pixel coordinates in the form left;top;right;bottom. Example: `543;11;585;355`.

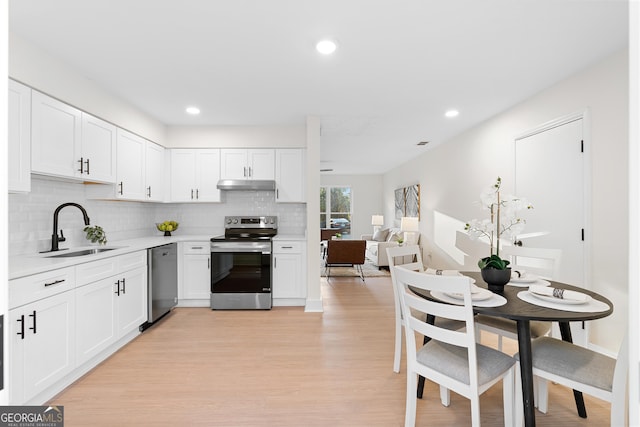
272;240;307;306
10;290;76;405
9;251;148;405
180;242;211;306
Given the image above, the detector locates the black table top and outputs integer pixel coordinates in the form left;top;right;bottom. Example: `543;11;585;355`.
409;271;614;322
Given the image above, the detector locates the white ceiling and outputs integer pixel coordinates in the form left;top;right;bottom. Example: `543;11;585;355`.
9;0;628;175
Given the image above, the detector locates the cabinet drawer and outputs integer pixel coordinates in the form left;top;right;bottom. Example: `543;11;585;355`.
273;241;303;253
183;242;210;255
9;267;76;309
117;251;147;272
76;257;119;287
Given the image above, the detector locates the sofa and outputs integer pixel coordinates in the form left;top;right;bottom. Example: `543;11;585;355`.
361;227;421;268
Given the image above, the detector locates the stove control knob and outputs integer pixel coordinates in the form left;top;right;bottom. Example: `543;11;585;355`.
226;218;232;224
270;218;275;224
232;218;238;224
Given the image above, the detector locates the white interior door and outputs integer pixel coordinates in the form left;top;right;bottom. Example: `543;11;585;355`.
515;118;585;286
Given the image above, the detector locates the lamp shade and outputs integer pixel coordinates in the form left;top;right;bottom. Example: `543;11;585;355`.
371;215;384;226
400;217;419;232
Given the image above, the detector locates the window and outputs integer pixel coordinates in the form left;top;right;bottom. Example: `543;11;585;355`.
320;186;352;238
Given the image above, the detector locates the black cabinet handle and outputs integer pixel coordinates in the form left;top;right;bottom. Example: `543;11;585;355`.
121;277;126;294
16;315;25;340
243;166;247;177
119;182;124;195
78;157;84;174
85;158;90;174
191;189;194;199
196;189;199;199
147;186;152;198
44;279;65;287
28;311;36;334
115;279;121;296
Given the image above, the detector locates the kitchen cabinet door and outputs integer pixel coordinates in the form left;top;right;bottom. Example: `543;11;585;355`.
196;149;221;201
272;240;306;305
10;291;76;404
275;149;305;202
220;149;248;180
248;149;275;180
80;113;117;183
8;80;31;193
170;149;220;202
116;266;148;336
220;149;274;180
116;128;147;200
31;91;82;179
75;277;118;366
182;254;211;300
145;141;165;202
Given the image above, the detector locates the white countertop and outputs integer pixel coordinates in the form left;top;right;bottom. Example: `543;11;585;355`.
9;235;213;280
9;234;307;280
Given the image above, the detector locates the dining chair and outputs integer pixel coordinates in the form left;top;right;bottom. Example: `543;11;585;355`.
514;336;628;427
393;266;516;426
474;245;561;351
387;245;465;374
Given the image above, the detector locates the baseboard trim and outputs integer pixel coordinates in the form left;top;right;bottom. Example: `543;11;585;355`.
304;297;324;312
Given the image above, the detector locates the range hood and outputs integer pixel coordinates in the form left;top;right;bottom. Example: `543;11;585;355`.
216;179;276;191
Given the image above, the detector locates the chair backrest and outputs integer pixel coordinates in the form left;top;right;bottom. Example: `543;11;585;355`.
500;244;562;280
387;245;424;322
321;228;341;241
392;266;479;388
325;239;366;265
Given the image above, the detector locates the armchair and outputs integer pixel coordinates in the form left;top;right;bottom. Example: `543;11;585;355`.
324;239;367;281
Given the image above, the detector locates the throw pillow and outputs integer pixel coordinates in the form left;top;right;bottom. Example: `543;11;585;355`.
372;228;389;242
387;231;401;242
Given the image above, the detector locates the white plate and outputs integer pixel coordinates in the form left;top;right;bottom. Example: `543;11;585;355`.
509;274;538;284
508;279;551;288
528;291;591;305
445;287;493;301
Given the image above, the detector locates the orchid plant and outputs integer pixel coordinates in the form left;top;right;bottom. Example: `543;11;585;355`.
464;177;533;270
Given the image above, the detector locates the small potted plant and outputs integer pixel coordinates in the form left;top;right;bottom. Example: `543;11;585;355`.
465;177;533;291
84;225;107;245
332;233;342;240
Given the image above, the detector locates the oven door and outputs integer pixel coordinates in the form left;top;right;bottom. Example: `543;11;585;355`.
210;241;272;309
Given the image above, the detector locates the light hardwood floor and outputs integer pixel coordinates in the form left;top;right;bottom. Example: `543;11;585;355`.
50;276;611;426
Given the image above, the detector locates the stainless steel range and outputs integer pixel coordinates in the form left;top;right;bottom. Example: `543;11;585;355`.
210;216;277;310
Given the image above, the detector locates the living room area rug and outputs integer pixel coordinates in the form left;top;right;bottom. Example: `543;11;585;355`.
321;259;391;278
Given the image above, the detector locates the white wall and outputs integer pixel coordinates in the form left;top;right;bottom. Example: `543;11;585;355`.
9;33;166;145
384;50;628;352
320;174;384;240
165;125;306;148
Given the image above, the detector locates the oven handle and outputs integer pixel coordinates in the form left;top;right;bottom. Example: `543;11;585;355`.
210;245;271;254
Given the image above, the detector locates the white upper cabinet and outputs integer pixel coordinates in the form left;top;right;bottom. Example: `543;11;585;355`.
220;148;275;180
80;113;117;183
170;149;220;202
31;90;116;183
31;91;82;179
275;149;305;203
8;80;32;193
145;141;165;202
116;128;147;200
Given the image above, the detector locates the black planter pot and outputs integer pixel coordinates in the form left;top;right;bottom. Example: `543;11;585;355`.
481;267;511;292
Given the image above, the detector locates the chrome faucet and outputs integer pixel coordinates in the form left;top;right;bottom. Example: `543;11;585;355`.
50;203;90;252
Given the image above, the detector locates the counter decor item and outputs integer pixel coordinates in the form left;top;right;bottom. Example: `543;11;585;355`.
156;220;179;236
84;225;107;245
465;177;533;292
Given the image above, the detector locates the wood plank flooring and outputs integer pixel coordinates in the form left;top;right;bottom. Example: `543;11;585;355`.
50;276;611;426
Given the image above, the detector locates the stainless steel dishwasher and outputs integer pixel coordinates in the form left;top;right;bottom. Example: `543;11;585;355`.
143;243;178;330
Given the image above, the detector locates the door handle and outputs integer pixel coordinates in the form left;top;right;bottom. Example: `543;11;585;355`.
28;310;37;334
16;315;25;340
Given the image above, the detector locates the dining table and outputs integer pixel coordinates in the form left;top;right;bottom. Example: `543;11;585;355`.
409;271;614;427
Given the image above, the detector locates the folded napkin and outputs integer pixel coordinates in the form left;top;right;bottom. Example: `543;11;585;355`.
425;268;461;276
511;269;526;279
529;284;589;302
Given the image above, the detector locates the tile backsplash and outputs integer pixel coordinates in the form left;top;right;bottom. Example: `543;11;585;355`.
8;177;307;256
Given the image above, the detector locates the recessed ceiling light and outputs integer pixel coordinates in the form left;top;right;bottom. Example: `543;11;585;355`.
185;106;201;115
316;40;337;55
445;110;459;118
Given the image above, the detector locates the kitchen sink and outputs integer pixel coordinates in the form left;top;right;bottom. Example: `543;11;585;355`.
45;247;120;258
